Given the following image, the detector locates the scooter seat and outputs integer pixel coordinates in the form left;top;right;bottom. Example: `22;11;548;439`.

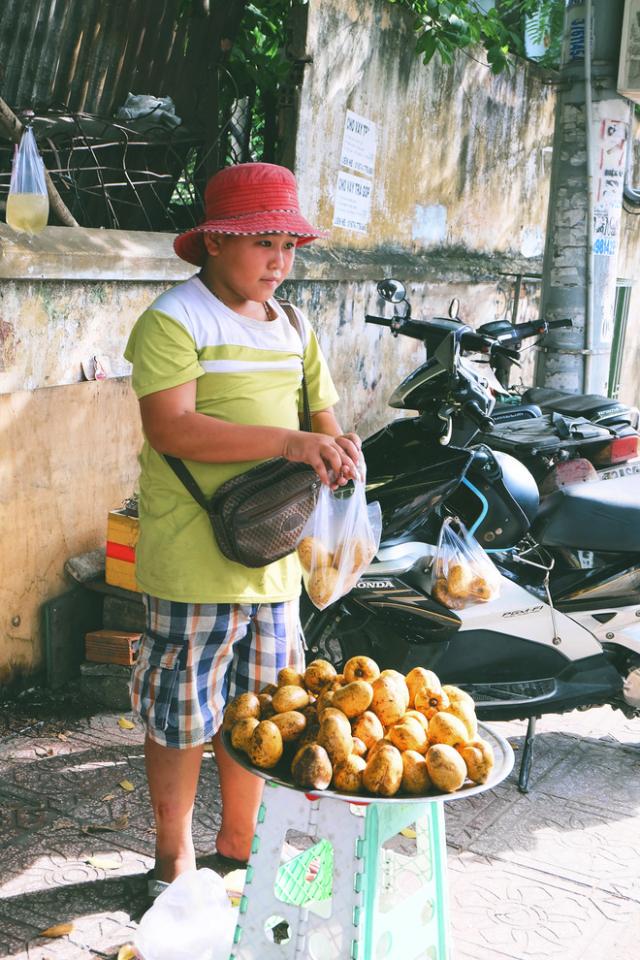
533;475;640;552
522;388;635;426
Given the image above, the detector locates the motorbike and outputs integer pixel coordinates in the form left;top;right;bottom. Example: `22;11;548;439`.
302;279;640;791
462;307;640;491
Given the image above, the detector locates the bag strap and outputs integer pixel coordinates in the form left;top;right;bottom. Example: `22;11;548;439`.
163;454;210;510
277;298;313;433
164;298;312;501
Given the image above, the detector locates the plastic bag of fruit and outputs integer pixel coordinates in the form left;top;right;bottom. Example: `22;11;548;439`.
432;517;500;609
297;461;381;610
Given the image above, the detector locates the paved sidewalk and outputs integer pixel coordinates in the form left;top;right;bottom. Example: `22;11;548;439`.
0;704;638;960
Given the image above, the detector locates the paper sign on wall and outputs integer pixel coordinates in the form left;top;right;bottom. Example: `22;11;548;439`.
333;171;373;234
339;110;377;178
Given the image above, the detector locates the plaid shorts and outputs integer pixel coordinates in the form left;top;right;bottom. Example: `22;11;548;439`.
130;596;305;749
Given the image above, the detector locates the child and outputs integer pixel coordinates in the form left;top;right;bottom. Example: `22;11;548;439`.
124;162;361;899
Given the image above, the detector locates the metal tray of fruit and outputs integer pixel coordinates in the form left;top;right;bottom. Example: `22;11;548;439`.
222;722;514;805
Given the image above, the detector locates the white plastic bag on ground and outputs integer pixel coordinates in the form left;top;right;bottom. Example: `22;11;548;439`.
134;868;236;960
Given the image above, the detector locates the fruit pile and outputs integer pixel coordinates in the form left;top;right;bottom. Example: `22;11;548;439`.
223;657;494;797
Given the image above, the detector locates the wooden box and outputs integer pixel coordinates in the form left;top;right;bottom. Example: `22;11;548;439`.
105;509;140;593
85;629;142;666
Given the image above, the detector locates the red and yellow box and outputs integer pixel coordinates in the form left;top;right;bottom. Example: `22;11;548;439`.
105;510;140;593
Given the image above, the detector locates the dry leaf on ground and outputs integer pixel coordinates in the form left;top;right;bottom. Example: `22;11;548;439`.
117;945;137;960
86;855;121;870
118;717;135;730
118;780;135;792
39;922;74;938
101;793;116;802
83;814;129;834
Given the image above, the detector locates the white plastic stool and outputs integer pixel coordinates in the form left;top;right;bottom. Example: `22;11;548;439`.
230;782;449;960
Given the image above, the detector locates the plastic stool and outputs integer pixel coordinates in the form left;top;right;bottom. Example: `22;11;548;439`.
230;780;449;960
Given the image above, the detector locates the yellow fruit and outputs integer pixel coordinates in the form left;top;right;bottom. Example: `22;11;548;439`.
315;688;335;716
257;693;275;719
352;736;367;758
363;744;403;796
318;714;353;765
379;670;410;708
343;655;380;685
332;754;366;793
443;699;478;740
388;716;428;754
405;667;442;707
457;738;495;784
332;680;374;718
426;744;467;793
272;684;310;713
442;684;474;706
447;562;472;598
230;717;260;753
333;539;376;575
307;566;340;607
248;720;284;769
318;707;352;738
427;712;469;748
222;692;261;731
401;750;432;795
371;675;406;727
304;659;338;695
297;536;332;572
277;667;305;688
367;736;394;761
404;709;430;735
351;710;385;749
291;743;332;790
270;710;307;743
415;686;451;721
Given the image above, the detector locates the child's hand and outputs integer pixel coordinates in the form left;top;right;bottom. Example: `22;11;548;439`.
282;432;359;487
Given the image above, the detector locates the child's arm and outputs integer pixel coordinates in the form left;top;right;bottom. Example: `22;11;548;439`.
140;380;358;486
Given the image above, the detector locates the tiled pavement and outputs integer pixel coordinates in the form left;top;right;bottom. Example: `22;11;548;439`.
0;706;638;960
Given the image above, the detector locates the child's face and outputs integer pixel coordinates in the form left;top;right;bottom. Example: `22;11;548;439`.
203;233;297;303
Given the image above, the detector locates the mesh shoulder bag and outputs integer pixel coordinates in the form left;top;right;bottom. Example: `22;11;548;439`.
163;300;320;568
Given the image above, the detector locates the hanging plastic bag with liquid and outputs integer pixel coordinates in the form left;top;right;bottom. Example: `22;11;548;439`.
6;127;49;234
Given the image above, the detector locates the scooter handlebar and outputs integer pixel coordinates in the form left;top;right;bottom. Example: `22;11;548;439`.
463;401;495;432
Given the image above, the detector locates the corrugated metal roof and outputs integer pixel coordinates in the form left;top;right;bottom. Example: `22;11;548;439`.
0;0;210;126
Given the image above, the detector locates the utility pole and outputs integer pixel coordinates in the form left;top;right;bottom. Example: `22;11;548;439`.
536;0;631;395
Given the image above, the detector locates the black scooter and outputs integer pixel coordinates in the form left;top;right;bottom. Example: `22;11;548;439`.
302;280;640;791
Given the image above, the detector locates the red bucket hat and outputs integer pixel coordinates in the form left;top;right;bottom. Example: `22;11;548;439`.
174;162;326;266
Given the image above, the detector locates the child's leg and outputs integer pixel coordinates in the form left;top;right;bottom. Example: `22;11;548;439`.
145;735;204;882
213;732;263;861
131;596;250;881
215;599;305;860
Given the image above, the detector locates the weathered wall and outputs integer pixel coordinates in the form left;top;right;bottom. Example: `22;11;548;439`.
0;379;141;684
295;0;555;262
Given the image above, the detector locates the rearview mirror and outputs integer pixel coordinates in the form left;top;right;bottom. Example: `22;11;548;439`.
448;298;460;321
377;278;406;304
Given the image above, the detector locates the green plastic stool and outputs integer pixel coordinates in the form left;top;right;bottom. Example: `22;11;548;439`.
230;781;449;960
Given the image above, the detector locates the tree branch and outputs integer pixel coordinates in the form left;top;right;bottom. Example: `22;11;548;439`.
0;96;79;227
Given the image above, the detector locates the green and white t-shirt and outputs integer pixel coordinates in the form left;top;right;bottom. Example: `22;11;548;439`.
124;276;339;603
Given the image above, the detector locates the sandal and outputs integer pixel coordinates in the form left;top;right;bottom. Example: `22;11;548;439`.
146;870;170;902
210;850;249;874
